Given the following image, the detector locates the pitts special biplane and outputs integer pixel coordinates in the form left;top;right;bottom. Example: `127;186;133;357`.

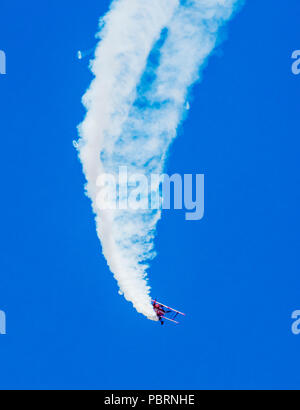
152;300;186;325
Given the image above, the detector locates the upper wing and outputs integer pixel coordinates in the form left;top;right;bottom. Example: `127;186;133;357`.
151;300;186;316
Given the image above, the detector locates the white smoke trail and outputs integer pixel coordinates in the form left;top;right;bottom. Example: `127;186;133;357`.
78;0;242;320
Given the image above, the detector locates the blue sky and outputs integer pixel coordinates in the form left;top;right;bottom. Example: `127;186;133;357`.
0;0;300;390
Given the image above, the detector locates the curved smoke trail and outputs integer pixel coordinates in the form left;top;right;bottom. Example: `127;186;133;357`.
78;0;243;320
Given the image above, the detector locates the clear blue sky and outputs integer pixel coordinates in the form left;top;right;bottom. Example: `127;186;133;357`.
0;0;299;390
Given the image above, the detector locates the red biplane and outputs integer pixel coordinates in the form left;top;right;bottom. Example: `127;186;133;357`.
152;299;186;325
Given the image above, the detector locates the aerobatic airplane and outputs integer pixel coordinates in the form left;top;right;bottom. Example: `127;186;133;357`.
152;300;186;325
